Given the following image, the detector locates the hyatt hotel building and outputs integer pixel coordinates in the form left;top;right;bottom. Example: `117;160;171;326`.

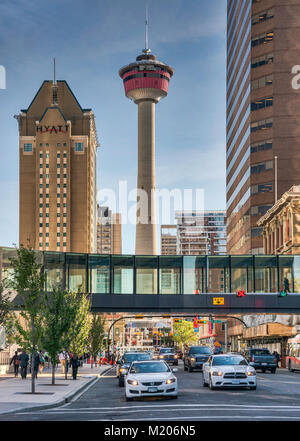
16;80;99;253
226;0;300;254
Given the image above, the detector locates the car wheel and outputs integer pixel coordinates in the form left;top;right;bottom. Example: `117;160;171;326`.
118;377;124;387
125;396;133;402
202;374;208;387
262;369;266;373
174;361;178;366
209;375;215;391
271;368;276;374
184;364;187;371
250;386;257;390
188;366;193;373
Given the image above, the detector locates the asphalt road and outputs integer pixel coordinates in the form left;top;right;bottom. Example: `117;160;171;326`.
2;361;300;421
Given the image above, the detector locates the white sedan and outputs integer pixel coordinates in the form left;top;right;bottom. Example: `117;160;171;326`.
125;360;178;401
202;354;257;390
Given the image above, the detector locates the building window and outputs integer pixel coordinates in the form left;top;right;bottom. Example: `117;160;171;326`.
46;223;49;227
251;182;273;194
40;184;43;188
57;164;60;168
40;213;43;217
251;97;273;111
39;233;42;237
46;243;49;247
63;174;67;178
57;223;60;227
46;153;49;158
63;232;67;237
57;213;60;217
252;9;274;26
251;53;274;69
39;243;43;247
46;213;49;218
46;164;49;168
63;242;67;246
63;184;67;188
24;143;33;152
63;193;67;198
63;203;67;207
57;233;60;237
46;174;49;179
57;143;60;147
57;193;60;198
251;227;263;237
251;31;274;47
46;203;49;208
63;164;67;168
251;160;273;174
57;184;60;188
63;143;67;147
57;203;60;207
250;118;273;132
75;142;84;152
46;184;49;188
63;223;67;227
250;205;273;216
40;174;43;178
63;153;67;158
40;153;43;158
63;213;67;218
40;164;43;168
251;140;273;153
46;233;49;237
40;203;43;208
40;143;43;146
57;242;60;247
251;74;273;90
57;153;60;158
57;174;60;178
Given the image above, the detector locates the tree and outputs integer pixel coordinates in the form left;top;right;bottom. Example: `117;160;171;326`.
8;245;44;393
88;314;105;368
64;291;91;376
173;320;197;349
0;281;11;328
40;288;78;385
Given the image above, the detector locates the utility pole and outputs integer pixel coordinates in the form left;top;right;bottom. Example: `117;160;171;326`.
224;321;228;353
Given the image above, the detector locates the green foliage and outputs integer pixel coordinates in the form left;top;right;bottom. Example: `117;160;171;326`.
0;281;11;328
65;291;91;356
88;314;105;365
173;320;197;348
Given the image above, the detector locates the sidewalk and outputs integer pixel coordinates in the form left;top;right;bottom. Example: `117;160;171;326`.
0;363;112;415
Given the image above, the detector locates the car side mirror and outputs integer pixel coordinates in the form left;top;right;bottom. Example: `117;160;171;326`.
172;368;178;373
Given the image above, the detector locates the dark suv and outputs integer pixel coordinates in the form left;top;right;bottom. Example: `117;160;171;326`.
184;346;213;372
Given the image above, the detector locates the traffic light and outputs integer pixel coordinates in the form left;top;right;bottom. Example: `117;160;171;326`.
174;318;182;323
198;319;207;324
193;317;198;328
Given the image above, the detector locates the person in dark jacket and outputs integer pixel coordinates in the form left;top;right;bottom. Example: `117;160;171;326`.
32;351;40;379
19;350;29;379
10;351;20;377
70;353;80;380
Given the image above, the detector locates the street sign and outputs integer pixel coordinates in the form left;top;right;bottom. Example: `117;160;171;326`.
194;328;199;332
213;297;224;305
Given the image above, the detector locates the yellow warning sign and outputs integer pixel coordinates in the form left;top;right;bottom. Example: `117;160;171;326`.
213;297;224;305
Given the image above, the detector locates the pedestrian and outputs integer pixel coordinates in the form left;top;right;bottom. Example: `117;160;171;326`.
33;351;40;378
284;277;291;293
19;349;29;379
39;350;45;374
10;351;20;377
58;351;66;374
273;351;281;367
70;353;80;380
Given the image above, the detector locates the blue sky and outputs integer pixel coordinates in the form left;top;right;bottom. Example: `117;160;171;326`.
0;0;226;254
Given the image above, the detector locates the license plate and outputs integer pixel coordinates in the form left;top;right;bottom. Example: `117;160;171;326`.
262;363;267;366
232;379;240;385
148;387;158;393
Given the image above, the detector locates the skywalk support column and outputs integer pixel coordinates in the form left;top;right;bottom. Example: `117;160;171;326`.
136;99;157;255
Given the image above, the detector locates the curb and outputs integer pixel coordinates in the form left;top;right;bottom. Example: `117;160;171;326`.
0;366;113;416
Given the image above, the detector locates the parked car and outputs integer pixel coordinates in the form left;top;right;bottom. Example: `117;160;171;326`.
176;349;183;359
245;348;277;373
158;348;178;365
125;360;178;401
184;346;213;372
116;351;152;386
202;354;257;390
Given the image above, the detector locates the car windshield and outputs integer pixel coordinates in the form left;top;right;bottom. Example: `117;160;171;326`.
190;347;212;355
130;362;170;374
160;348;175;353
212;356;248;366
123;353;150;363
250;349;271;355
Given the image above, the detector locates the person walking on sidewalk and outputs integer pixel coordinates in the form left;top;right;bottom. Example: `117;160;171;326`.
32;351;40;379
10;351;20;377
39;350;45;374
70;353;80;380
19;350;29;379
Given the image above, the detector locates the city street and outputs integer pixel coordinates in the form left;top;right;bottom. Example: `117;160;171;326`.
1;362;300;421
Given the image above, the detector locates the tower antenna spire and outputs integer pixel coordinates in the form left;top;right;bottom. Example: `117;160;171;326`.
143;5;151;54
53;57;57;105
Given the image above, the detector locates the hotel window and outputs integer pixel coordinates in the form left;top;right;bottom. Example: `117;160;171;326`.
63;143;67;147
40;164;43;168
252;53;274;69
63;242;67;247
46;243;49;247
40;184;43;188
40;203;43;208
39;233;42;237
40;143;43;146
40;153;43;158
57;203;60;207
250;118;273;132
75;142;84;152
46;233;49;237
63;232;67;237
63;174;67;178
250;205;272;216
63;164;67;168
57;153;60;158
251;182;273;194
40;174;43;178
40;213;43;218
63;184;67;188
57;164;60;168
251;140;273;153
57;143;60;147
63;153;67;158
251;160;273;174
251;75;273;90
63;193;67;198
46;143;49;146
251;227;263;237
63;203;67;207
63;213;67;217
251;97;273;111
46;174;49;179
46;164;49;168
57;213;60;217
57;174;60;178
57;242;60;247
57;223;60;227
39;243;43;247
46;213;49;218
46;203;49;208
46;184;49;188
63;223;67;227
251;31;274;47
252;9;274;25
57;193;60;198
57;233;60;237
46;223;49;227
57;183;60;188
24;143;33;152
46;153;49;158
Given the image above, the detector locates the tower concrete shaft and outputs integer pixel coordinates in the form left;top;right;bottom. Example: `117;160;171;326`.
136;99;157;255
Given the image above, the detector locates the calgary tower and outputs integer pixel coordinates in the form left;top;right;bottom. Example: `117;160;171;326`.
119;12;174;255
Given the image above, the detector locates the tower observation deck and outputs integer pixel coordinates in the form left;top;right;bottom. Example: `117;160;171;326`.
119;44;174;255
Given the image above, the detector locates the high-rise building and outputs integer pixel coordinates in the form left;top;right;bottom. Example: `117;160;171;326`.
16;80;99;253
119;19;174;255
175;211;227;255
160;225;177;255
96;205;122;254
226;1;300;254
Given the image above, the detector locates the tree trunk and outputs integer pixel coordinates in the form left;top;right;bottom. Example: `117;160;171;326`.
31;316;35;394
52;362;55;385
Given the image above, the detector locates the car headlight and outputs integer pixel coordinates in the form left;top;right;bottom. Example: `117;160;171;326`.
212;371;223;376
166;378;176;384
190;357;196;361
127;379;139;385
120;368;128;373
246;371;256;376
159;355;164;359
174;355;178;358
